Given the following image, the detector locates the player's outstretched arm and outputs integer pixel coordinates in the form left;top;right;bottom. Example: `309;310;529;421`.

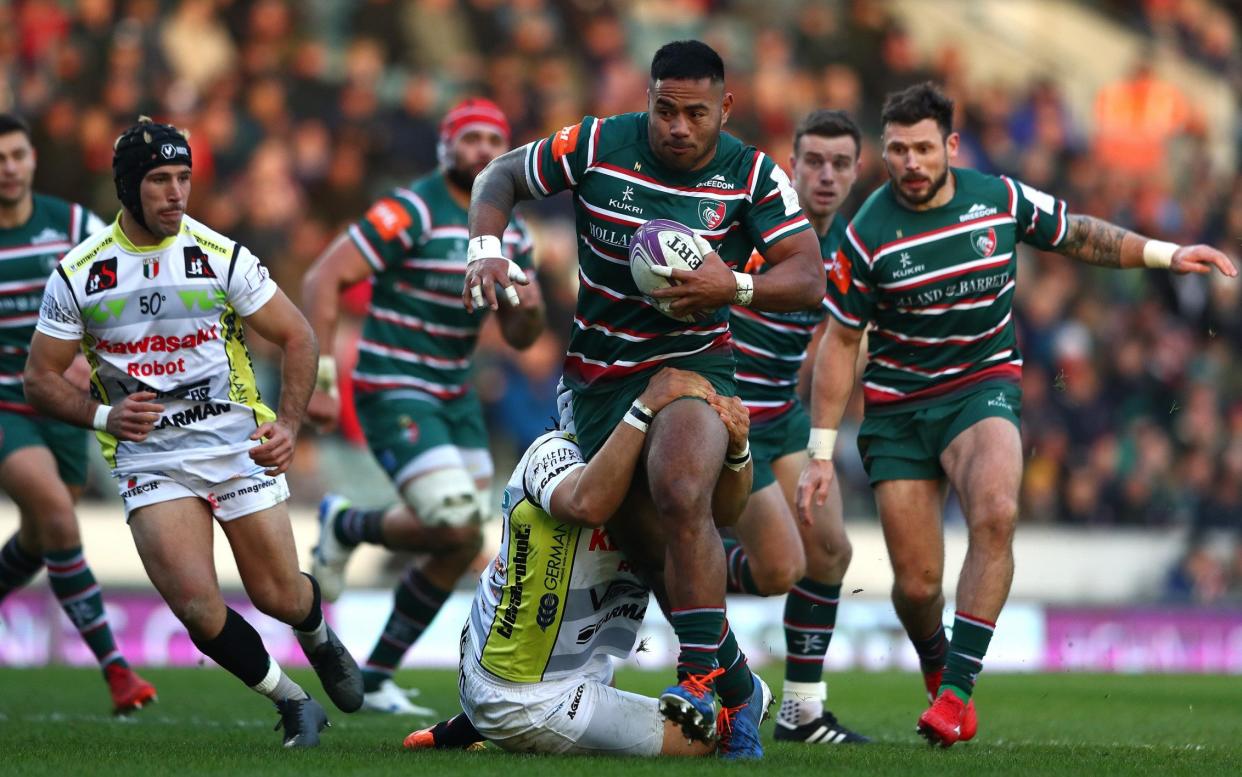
301;233;375;430
25;332;165;442
796;320;864;525
464;149;535;312
548;368;715;527
1058;215;1238;277
242;289;318;475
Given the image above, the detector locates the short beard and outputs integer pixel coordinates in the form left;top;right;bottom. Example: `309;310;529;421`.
892;166;949;208
444;166;476;193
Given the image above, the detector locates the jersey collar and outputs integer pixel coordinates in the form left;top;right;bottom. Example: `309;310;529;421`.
111;211;181;253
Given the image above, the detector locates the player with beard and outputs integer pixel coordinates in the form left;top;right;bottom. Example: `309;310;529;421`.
463;40;825;750
725;110;867;744
303;98;544;714
0;113;156;714
797;82;1237;746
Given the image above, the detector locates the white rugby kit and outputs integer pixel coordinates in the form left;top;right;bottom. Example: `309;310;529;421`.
36;214;287;520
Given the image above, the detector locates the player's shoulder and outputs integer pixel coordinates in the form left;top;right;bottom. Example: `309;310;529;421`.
581;112;646;162
31;191;75;222
58;216;117;278
522;430;581;469
846;184;900;250
182;214;240;262
954;166;1014;205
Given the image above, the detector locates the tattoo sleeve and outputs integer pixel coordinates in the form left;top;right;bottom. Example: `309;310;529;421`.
469;147;535;238
1059;215;1144;269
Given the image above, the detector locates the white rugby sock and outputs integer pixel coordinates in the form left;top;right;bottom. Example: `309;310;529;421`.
779;680;826;727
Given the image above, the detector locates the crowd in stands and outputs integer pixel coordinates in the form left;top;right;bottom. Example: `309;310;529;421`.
2;0;1239;568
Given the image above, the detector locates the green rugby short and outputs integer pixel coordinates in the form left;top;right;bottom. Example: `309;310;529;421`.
748;401;810;493
857;382;1021;484
0;410;88;486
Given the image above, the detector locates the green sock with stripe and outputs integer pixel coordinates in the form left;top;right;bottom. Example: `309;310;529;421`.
362;566;451;692
940;611;995;702
714;621;753;708
670;606;724;679
783;578;840;683
44;547;127;671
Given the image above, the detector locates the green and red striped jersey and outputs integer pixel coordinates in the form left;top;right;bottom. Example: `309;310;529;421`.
524;112;811;393
731;217;846;423
826;167;1069;412
0;193;104;413
347;172;533;401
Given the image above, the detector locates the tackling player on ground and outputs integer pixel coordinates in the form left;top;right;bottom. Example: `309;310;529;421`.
25;117;365;747
0;113;156;714
725;109;867;744
463;40;825;743
797;83;1237;747
408;367;768;758
302;98;543;713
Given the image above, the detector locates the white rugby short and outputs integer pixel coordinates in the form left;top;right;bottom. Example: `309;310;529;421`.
115;448;289;522
459;633;663;756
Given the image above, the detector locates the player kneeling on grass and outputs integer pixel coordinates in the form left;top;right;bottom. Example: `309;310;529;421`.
24;117;364;748
406;367;770;758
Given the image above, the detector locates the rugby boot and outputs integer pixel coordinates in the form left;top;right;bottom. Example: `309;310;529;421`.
658;667;724;743
274;696;329;748
310;494;354;602
105;664;158;715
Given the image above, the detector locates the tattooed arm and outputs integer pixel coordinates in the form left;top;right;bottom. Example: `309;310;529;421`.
463;148;537;312
1059;215;1237;277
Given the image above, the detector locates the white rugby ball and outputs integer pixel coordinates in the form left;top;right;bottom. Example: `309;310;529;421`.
628;218;706;322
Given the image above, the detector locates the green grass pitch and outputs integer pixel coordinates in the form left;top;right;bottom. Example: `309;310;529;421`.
2;667;1239;776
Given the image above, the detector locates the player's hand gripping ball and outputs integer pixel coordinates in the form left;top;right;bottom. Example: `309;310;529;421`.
629;218;709;322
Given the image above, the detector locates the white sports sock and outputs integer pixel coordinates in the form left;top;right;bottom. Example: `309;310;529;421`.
779;680;826;727
250;658;309;703
294;617;330;652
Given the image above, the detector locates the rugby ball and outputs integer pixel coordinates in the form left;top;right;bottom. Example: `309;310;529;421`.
628;218;706;322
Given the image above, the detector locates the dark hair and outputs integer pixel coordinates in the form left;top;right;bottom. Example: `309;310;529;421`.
0;114;33;142
880;82;954;137
794;109;861;157
650;40;724;84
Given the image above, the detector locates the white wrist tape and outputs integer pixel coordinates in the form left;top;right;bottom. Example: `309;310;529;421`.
622;399;654;434
316;355;338;397
466;235;504;264
1142;240;1177;269
93;404;112;432
732;271;754;306
807;427;837;461
725;440;751;472
466;235;525;307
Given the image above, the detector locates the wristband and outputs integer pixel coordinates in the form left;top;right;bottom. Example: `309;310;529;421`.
725;440;751;472
1142;239;1177;269
93;404;112;432
622;399;655;434
732;271;754;307
316;355;338;396
466;235;504;264
807;427;837;461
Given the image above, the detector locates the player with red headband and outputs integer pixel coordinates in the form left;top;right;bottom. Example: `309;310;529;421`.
303;98;545;713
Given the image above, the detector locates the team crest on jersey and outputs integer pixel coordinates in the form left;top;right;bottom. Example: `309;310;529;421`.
699;200;725;229
399;415;419;444
85;258;118;295
142;257;160;279
970;227;997;258
183;247;216;278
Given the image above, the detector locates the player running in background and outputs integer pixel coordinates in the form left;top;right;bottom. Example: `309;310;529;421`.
409;367;769;758
0;113;156;714
797;83;1237;747
726;109;866;745
25;117;364;747
302;98;544;713
463;40;824;742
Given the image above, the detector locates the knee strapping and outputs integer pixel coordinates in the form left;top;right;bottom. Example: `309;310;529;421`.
403;468;481;528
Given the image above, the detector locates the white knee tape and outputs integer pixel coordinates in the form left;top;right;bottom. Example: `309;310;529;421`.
402;468;481;528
